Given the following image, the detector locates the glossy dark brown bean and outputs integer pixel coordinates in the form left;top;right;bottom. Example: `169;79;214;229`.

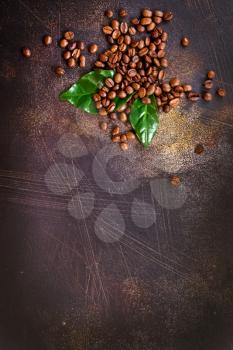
183;84;192;92
120;142;128;151
142;97;151;104
142;8;153;17
67;41;77;50
89;44;98;54
108;91;117;100
118;90;127;98
126;86;134;94
203;92;213;102
77;41;85;50
119;8;128;17
59;39;68;48
119;112;128;122
162;83;171;92
99;53;108;62
153;16;162;24
64;31;74;41
120;22;128;34
138;87;146;98
203;80;213;90
43;35;52;46
120;134;128;142
105;9;113;18
163;104;171;113
181;37;190;47
112;126;120;136
112;135;121;142
131;17;140;25
169;98;180;107
188;92;200;101
207;70;216;79
141;17;152;25
103;26;113;35
110;112;117;120
108;102;116;113
55;66;65;76
154;10;164;17
170;78;180;88
67;57;76;68
146;85;155;96
160;58;168;68
95;61;105;68
137;24;145;33
126;131;136;140
72;49;81;59
154;86;162;96
105;78;115;88
217;88;226;97
79;55;86;67
163;11;174;21
99;108;108;116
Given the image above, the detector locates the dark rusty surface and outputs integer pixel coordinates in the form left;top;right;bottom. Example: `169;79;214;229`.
0;0;233;349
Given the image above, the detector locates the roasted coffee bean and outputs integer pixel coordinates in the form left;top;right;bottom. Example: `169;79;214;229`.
154;86;162;96
161;95;168;102
142;8;153;17
203;80;213;90
161;32;168;42
110;112;117;120
114;73;122;84
43;35;52;46
157;42;166;50
95;61;105;68
67;41;77;50
137;24;146;33
174;86;184;93
203;92;212;102
160;58;168;68
141;17;152;25
124;35;131;45
147;22;156;31
108;102;116;113
22;47;31;58
89;44;98;54
112;29;121;39
105;9;113;18
110;44;118;53
154;10;164;17
183;84;192;92
119;112;128;122
79;55;86;67
119;8;128;17
117;104;127;112
112;135;121;142
118;90;127;98
108;91;117;100
131;17;140;25
158;70;165;81
207;70;216;79
170;78;180;88
163;11;174;21
128;26;137;36
96;101;103;109
119;43;127;52
172;91;181;98
126;131;136;140
163;104;171;113
67;57;76;68
100;121;108;131
102;86;109;93
99;53;108;62
99;108;108;116
77;41;85;50
162;83;171;92
157;49;166;58
120;142;128;151
72;48;80;59
126;85;134;94
153;58;160;67
132;82;140;90
139;47;149;56
103;26;113;35
128;69;137;77
194;144;204;155
93;93;101;102
64;31;74;41
141;97;151;104
138;39;145;49
217;88;226;97
120;22;128;34
170;175;181;187
146;85;155;96
154;16;162;24
188;92;200;101
59;38;68;48
112;126;120;136
145;55;152;64
99;90;107;98
128;47;136;56
169;98;180;107
138;87;146;98
156;97;162;106
55;66;65;76
181;37;189;47
112;19;120;30
105;78;115;88
113;84;120;91
122;54;130;64
120;134;127;142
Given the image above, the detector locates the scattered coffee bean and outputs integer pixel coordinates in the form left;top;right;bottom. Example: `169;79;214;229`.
170;175;181;187
194;144;204;155
67;57;76;68
163;11;174;21
120;142;128;151
119;112;128;122
203;80;213;90
22;47;31;58
63;50;71;60
183;84;192;92
112;135;121;142
77;41;85;50
120;134;128;142
64;31;74;41
126;131;136;140
105;9;113;18
154;10;164;17
100;121;108;130
131;17;140;25
181;37;189;47
217;88;226;97
170;78;180;88
112;19;120;30
79;55;86;68
43;35;52;46
89;44;98;54
119;8;128;17
110;112;117;120
103;26;113;35
188;92;200;101
207;70;216;79
59;38;68;48
112;126;120;136
55;66;65;76
203;92;212;102
68;41;77;51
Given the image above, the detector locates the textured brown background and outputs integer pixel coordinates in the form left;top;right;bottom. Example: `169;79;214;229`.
0;0;233;349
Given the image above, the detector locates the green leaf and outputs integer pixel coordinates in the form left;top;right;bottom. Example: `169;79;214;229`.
114;93;134;111
59;69;114;114
129;95;159;147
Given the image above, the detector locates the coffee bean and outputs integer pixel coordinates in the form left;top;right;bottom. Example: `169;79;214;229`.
89;44;98;54
154;10;164;17
169;98;180;107
162;83;171;92
187;92;200;101
170;78;180;88
147;22;156;31
100;121;108;130
175;86;184;93
163;104;171;113
141;17;152;25
194;144;204;155
217;88;226;97
67;57;76;68
154;16;163;24
77;41;85;50
137;24;146;33
158;42;166;50
120;142;128;151
124;35;131;45
131;17;140;25
142;97;151;104
207;70;216;79
170;175;181;187
163;11;174;21
128;26;136;36
110;112;117;120
117;104;127;112
112;29;121;39
59;39;68;48
157;49;166;58
55;66;65;76
158;70;165;81
203;80;213;90
120;22;128;34
161;32;168;42
120;134;127;142
138;87;146;98
146;85;155;96
142;8;153;17
96;102;103;110
112;126;120;136
128;69;137;77
105;78;114;88
103;26;113;35
22;47;31;58
105;9;113;18
99;108;108;116
112;135;121;142
203;92;212;102
93;94;101;102
99;53;108;62
112;19;120;30
181;37;189;47
108;91;116;100
119;8;128;17
160;58;168;68
72;48;81;59
132;82;140;91
119;43;127;52
161;95;168;102
183;84;192;92
43;35;52;46
126;131;136;140
126;85;134;94
154;86;162;96
95;61;105;68
68;41;77;50
108;102;116;113
118;90;127;98
79;55;86;67
64;31;74;41
119;112;128;122
139;47;149;56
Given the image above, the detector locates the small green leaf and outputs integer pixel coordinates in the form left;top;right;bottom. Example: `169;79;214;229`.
59;69;114;114
129;95;159;147
114;93;134;111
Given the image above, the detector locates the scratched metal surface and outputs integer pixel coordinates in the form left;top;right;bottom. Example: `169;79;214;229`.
0;0;233;349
